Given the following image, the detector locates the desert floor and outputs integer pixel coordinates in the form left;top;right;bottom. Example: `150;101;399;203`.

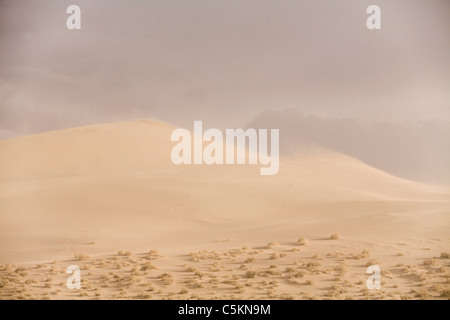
0;120;449;299
1;237;449;300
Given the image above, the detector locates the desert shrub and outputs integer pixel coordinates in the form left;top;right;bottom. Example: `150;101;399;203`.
179;288;189;294
159;273;174;285
423;259;440;267
365;259;379;267
74;253;90;260
440;289;450;299
137;291;151;299
140;262;158;271
79;290;88;297
245;270;257;279
306;262;321;270
415;290;430;300
244;257;255;264
279;293;295;300
266;242;280;249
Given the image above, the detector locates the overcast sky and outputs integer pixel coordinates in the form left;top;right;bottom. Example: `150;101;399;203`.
1;0;449;138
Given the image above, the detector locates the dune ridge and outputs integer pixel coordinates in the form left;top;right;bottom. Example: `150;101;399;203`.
0;120;449;299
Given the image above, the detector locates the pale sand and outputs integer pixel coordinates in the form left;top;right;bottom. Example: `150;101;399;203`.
0;120;449;299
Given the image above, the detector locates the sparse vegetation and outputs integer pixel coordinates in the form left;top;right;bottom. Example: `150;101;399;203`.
266;242;280;249
297;237;308;246
74;253;90;260
2;237;448;300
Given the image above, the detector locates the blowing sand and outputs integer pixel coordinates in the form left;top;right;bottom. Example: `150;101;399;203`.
0;120;449;299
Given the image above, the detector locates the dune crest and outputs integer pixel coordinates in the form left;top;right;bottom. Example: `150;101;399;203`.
0;120;449;300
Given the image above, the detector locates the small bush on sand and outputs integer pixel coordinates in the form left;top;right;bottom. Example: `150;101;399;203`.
330;234;340;240
440;252;449;259
266;242;280;249
179;288;189;294
245;270;257;279
365;259;380;267
74;253;90;260
297;237;308;246
159;273;174;285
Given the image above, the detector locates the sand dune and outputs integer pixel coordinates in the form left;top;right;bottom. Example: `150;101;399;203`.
0;120;449;299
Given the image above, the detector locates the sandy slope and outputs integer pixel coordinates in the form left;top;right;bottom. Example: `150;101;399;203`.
0;120;449;299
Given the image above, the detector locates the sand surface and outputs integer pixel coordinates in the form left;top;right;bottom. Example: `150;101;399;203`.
0;120;449;299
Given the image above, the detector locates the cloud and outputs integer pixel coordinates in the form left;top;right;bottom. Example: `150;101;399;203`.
247;109;450;184
0;0;449;138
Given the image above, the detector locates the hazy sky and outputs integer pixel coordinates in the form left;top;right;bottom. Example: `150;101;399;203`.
1;0;449;138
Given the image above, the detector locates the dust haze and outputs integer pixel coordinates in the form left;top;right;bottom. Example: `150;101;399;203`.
1;0;449;183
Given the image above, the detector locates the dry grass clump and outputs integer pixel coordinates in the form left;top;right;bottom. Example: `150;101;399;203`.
294;271;305;279
24;279;38;285
297;237;308;246
365;259;380;267
209;262;224;272
179;288;189;294
380;269;393;279
74;253;90;260
137;291;152;299
414;290;430;300
335;262;349;273
245;270;257;279
269;280;278;287
440;252;450;259
261;269;282;276
193;270;205;278
79;290;88;297
140;262;158;271
187;278;204;288
440;289;450;299
279;293;295;300
306;262;322;271
401;265;413;274
148;250;163;260
269;253;279;260
265;289;276;298
244;257;255;264
423;259;440;267
183;264;197;272
351;250;370;260
266;242;280;249
330;234;340;240
158;273;174;285
326;285;347;297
